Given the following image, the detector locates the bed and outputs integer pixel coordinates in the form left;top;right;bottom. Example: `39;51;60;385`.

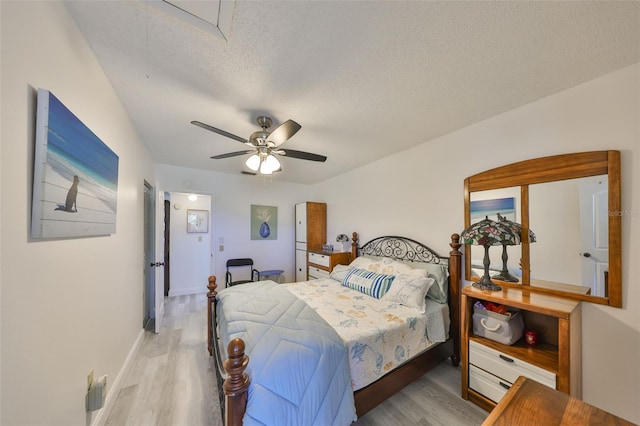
207;232;462;425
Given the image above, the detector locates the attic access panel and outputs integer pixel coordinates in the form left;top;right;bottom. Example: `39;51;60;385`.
150;0;235;40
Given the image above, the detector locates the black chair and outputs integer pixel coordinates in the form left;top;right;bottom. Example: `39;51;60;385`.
226;258;259;287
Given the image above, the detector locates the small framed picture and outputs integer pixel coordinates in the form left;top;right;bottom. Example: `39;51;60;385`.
187;209;209;233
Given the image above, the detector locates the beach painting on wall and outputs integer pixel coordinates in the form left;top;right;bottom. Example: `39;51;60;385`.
31;89;119;239
469;197;516;224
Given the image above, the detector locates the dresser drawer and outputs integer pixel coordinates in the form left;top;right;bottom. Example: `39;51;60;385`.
469;365;511;403
469;340;556;389
308;266;330;279
308;252;330;268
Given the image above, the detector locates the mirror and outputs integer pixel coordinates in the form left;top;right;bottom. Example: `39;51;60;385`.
464;151;621;307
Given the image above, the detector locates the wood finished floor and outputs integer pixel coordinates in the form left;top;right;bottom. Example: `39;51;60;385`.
105;294;488;426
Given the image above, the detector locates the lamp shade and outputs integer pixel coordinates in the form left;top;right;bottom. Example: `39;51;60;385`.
461;216;519;247
245;154;261;171
263;154;281;172
497;213;536;243
259;160;273;175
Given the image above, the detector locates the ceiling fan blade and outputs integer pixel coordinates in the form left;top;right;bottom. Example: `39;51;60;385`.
268;120;301;147
278;149;327;162
191;120;248;144
211;150;254;159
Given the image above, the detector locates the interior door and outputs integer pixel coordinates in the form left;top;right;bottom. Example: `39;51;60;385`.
154;184;166;333
143;182;154;329
579;178;609;297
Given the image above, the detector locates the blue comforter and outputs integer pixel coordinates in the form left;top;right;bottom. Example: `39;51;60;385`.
217;281;357;426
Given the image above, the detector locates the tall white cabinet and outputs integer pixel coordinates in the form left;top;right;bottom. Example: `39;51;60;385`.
295;202;327;282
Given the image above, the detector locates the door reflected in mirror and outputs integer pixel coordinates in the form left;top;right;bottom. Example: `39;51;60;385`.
529;175;608;297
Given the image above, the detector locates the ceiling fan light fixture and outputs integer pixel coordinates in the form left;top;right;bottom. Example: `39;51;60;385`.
259;160;273;175
194;115;323;173
245;154;261;171
264;154;281;172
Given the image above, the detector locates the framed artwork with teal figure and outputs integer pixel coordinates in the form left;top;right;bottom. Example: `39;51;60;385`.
251;205;277;240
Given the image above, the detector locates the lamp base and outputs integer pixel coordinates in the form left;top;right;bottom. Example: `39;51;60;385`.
492;271;519;283
473;276;502;291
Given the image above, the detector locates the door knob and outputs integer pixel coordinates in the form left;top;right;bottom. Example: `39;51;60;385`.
582;252;592;258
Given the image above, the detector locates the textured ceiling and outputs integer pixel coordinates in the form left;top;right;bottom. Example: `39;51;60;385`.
65;1;640;184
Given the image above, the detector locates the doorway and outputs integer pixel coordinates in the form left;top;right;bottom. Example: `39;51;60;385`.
167;192;212;296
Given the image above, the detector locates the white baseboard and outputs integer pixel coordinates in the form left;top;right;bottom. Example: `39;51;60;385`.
91;328;145;426
168;287;207;297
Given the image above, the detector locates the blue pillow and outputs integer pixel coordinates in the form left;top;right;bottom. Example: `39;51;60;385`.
342;268;395;299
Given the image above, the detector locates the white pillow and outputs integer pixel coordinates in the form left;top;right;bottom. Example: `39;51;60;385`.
382;269;435;313
393;260;449;304
349;256;414;275
329;264;352;282
377;258;414;276
348;256;383;273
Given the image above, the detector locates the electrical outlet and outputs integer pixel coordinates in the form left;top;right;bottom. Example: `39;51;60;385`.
219;245;224;252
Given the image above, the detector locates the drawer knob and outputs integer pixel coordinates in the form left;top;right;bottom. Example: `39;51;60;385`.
499;354;514;363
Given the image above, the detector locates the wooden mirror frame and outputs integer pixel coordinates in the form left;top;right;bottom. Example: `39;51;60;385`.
464;150;621;307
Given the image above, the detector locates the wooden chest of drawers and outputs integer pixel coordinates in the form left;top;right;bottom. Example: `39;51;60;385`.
307;251;351;280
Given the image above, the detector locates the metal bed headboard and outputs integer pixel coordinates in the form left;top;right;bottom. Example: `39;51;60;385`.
358;235;446;265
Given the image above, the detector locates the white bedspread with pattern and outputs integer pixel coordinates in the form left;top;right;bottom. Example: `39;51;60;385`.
285;278;449;391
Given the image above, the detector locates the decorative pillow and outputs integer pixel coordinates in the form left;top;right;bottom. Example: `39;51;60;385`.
348;256;382;273
342;268;395;299
389;259;449;303
329;264;352;282
382;269;435;313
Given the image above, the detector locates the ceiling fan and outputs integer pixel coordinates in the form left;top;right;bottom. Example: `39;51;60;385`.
191;116;327;175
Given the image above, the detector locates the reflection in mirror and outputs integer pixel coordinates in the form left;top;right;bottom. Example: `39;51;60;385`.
469;187;522;284
529;175;608;297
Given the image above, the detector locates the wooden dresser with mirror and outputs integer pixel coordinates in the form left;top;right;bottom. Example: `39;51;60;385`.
460;150;622;411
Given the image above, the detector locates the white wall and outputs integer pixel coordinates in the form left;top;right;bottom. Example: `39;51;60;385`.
168;192;212;296
318;64;640;423
156;166;321;287
1;2;154;425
